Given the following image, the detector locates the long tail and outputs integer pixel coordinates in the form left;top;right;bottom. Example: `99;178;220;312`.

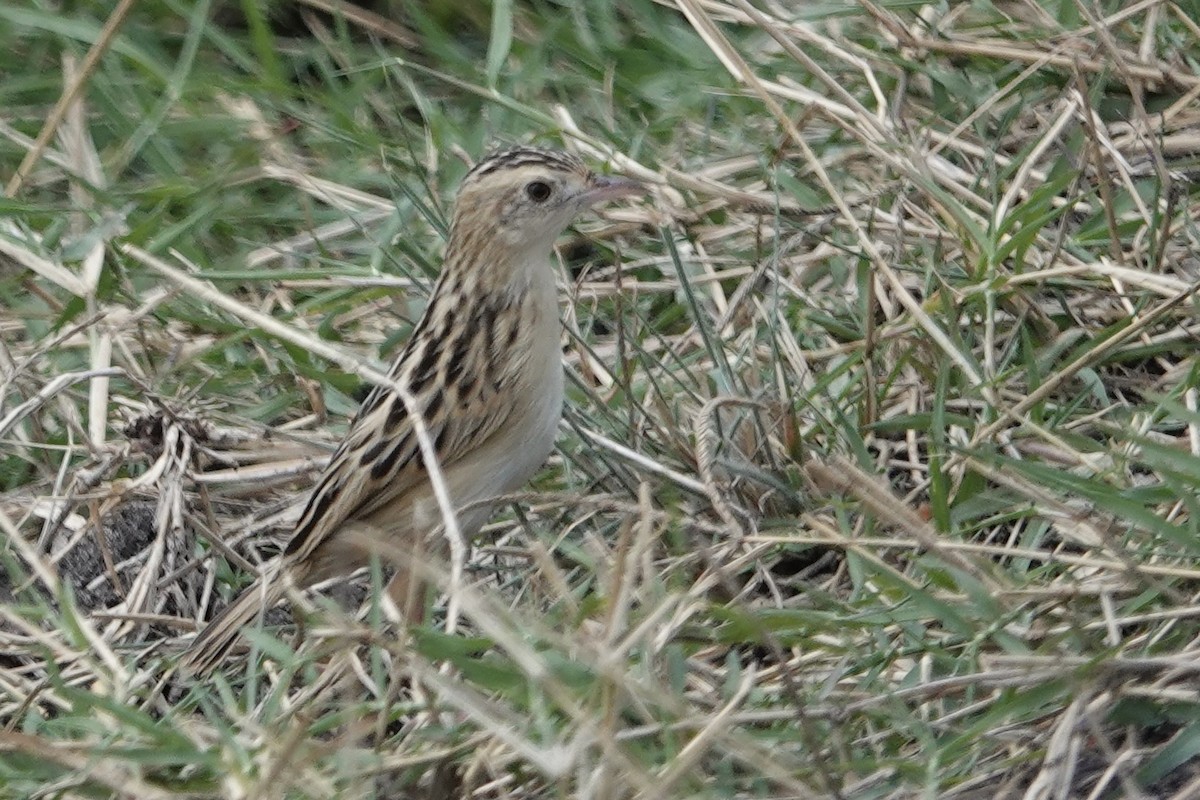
180;569;288;677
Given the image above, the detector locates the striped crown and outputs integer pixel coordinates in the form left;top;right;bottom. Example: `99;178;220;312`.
465;146;587;182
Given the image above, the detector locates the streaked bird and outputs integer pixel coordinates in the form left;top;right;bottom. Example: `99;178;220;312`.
182;146;642;675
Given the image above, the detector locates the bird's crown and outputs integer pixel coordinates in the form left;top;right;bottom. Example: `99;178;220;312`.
465;146;588;183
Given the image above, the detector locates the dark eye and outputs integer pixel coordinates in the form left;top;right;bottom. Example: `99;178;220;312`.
525;181;552;202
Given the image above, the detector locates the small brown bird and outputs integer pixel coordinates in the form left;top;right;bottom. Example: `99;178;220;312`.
182;146;641;674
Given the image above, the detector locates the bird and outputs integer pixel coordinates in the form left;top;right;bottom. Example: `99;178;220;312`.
181;146;642;675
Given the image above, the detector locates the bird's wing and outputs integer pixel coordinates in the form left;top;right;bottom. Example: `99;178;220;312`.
181;568;288;675
282;300;523;565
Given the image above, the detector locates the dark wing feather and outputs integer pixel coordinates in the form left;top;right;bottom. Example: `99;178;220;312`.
282;294;518;565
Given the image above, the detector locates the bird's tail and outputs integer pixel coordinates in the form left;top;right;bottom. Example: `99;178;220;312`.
180;570;288;677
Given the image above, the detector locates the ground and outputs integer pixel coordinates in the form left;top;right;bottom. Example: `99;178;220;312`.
2;1;1200;798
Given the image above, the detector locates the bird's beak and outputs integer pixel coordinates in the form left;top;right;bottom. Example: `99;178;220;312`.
581;175;644;205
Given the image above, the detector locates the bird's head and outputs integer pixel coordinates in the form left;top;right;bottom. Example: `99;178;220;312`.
446;146;642;274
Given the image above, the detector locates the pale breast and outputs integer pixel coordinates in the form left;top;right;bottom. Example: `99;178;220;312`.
459;274;564;501
408;272;564;538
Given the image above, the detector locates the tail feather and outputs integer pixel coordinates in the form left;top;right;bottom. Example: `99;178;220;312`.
181;572;288;677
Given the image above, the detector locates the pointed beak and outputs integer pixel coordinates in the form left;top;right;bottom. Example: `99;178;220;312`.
581;174;644;206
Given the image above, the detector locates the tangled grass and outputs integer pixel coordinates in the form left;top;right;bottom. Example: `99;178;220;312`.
2;1;1200;797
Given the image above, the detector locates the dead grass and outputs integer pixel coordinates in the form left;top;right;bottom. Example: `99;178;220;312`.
3;1;1200;798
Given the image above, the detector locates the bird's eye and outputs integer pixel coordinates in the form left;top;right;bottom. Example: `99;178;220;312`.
525;181;552;202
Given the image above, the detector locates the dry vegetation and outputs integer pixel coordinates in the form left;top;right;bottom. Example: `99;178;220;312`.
3;1;1200;798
